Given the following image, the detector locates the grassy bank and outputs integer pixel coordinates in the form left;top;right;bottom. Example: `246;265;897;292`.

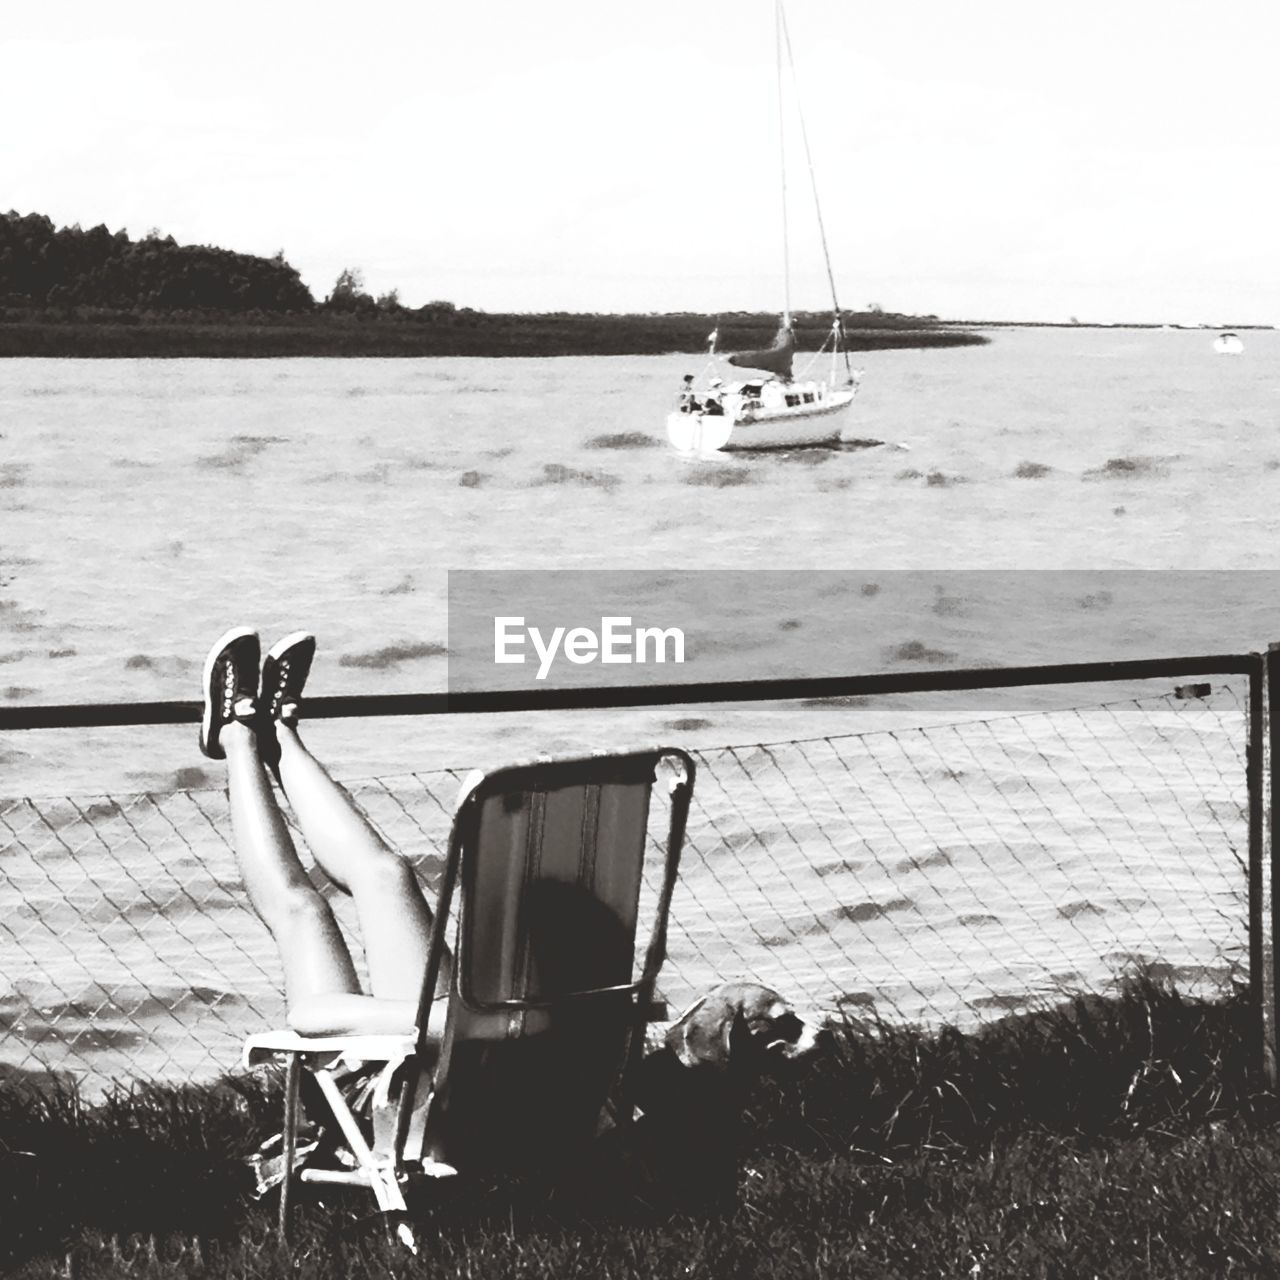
3;977;1271;1278
0;311;987;359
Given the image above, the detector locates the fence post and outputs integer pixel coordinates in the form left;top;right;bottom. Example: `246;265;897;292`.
1246;653;1269;1083
1263;645;1280;1087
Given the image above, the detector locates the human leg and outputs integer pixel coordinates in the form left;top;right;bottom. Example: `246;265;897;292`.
274;724;442;1005
222;720;363;1006
260;633;448;1006
202;629;363;1024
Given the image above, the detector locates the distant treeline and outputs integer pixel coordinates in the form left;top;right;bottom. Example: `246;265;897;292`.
0;211;987;357
0;211;312;313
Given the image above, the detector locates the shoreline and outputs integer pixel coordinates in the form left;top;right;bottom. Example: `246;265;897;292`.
0;313;987;359
4;310;1264;361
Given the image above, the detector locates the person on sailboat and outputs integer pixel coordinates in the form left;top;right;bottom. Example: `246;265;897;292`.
703;379;725;417
677;374;700;414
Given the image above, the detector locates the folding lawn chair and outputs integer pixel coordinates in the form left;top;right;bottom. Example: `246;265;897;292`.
243;747;695;1250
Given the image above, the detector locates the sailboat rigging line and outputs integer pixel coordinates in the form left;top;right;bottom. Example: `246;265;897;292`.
776;0;791;328
778;0;854;382
796;324;837;381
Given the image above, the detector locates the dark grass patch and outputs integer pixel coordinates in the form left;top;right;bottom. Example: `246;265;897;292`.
1083;455;1172;480
231;436;288;449
1077;590;1114;610
746;976;1266;1161
930;591;966;617
124;654;191;677
531;464;620;492
1014;460;1052;478
895;466;964;485
583;432;659;450
823;898;914;926
887;639;955;663
897;848;952;873
399;456;443;473
195;439;275;472
0;1074;276;1272
170;765;216;790
337;641;448;670
5;979;1276;1277
766;448;835;466
683;467;754;488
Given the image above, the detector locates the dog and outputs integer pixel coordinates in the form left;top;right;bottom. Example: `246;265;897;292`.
613;981;820;1210
657;981;820;1071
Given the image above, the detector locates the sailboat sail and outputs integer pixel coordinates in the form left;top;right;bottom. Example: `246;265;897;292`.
727;323;796;380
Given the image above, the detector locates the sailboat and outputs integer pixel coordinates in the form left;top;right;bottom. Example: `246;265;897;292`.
667;0;861;454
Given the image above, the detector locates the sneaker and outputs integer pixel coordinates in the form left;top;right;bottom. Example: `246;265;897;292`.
257;632;316;774
200;627;260;759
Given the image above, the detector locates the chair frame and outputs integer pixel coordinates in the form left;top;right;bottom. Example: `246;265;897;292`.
244;747;695;1249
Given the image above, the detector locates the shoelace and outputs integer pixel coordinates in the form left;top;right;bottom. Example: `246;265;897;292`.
221;658;255;723
221;661;239;716
271;658;292;714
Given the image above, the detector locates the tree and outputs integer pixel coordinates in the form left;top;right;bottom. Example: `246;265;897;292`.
327;266;372;309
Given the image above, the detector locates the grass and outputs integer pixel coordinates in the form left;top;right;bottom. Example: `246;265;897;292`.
4;975;1279;1278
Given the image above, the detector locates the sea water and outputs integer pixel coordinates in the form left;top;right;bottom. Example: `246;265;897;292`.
2;326;1279;1086
4;326;1279;794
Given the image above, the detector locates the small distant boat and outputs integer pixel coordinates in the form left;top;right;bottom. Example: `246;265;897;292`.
1214;332;1244;355
667;0;860;454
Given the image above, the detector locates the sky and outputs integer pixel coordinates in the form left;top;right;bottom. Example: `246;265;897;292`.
5;0;1278;324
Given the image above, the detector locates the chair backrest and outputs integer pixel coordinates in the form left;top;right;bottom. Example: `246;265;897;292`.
413;748;694;1172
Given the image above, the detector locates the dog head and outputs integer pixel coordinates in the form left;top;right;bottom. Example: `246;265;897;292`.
664;981;819;1073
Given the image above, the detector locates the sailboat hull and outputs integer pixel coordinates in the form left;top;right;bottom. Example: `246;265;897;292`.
667;387;856;453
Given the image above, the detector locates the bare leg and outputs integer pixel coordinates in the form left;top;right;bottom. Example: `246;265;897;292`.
275;723;449;1005
223;721;361;1006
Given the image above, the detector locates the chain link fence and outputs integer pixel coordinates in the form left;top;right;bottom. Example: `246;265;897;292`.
0;681;1250;1095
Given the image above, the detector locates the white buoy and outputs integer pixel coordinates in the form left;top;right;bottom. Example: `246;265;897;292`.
1214;332;1244;355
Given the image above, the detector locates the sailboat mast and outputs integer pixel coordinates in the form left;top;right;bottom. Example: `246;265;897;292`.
775;0;791;329
777;0;853;380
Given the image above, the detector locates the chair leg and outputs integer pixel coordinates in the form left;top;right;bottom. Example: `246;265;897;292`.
278;1053;301;1241
312;1070;412;1220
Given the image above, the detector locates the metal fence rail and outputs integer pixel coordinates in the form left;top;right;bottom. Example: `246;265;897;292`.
0;665;1254;1095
